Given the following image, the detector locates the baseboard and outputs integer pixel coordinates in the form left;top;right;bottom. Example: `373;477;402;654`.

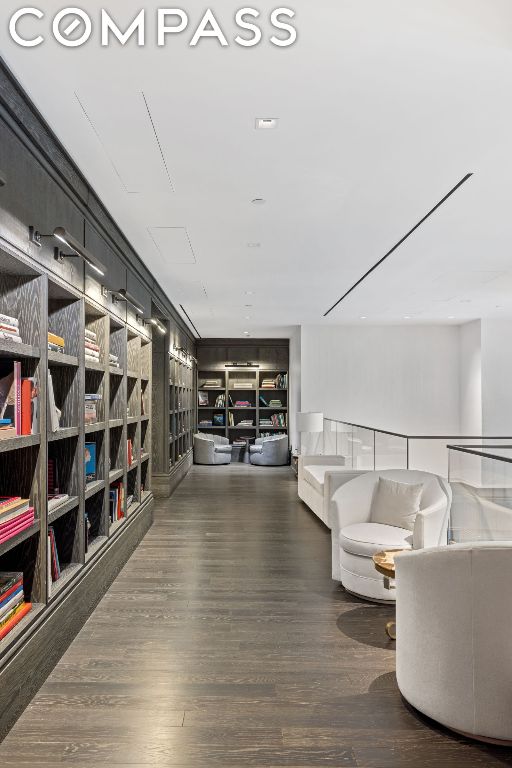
153;452;192;498
0;496;153;741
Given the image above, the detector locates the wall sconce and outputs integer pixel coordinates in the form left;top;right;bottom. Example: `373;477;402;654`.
29;226;106;277
110;288;144;315
137;316;166;335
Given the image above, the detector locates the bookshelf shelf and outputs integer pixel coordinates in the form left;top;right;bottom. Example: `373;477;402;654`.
141;415;150;423
109;468;124;483
0;520;41;559
109;419;124;429
0;340;40;359
48;497;80;525
84;480;106;501
85;536;108;563
84;422;107;436
0;434;41;454
85;360;107;373
49;563;82;601
109;517;126;536
109;366;124;377
48;427;79;442
48;351;79;368
127;370;139;380
141;453;150;463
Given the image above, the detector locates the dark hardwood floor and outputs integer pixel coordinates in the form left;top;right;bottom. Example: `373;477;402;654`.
1;464;511;766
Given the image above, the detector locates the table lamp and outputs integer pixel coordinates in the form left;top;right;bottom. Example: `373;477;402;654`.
297;411;324;455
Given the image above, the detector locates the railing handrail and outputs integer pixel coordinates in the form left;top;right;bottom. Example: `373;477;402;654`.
447;444;512;464
323;417;512;442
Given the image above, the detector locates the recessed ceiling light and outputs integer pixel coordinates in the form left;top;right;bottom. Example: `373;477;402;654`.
247;243;261;248
245;316;251;320
448;316;455;320
460;299;472;304
243;331;250;336
245;291;254;296
251;198;266;205
404;315;411;319
255;118;279;130
360;316;367;320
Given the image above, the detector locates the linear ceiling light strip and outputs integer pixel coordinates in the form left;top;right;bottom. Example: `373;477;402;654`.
180;304;202;339
323;172;473;317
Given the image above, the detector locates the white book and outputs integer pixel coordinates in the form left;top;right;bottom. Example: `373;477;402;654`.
0;332;21;343
47;371;61;432
84;329;97;341
0;314;19;327
47;535;52;598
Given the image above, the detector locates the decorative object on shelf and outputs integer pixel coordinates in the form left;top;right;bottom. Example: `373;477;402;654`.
85;393;102;424
297;411;323;455
198;391;209;406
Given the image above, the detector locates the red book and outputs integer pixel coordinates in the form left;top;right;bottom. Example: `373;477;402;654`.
0;602;31;641
0;509;34;533
0;512;35;544
21;379;32;436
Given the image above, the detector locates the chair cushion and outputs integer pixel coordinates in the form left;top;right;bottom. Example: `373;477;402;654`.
250;445;263;454
215;444;232;454
370;476;424;532
303;465;341;495
340;522;413;558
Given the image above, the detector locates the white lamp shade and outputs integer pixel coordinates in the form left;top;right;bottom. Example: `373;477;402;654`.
297;412;324;433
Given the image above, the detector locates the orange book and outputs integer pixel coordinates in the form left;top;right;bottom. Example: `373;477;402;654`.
21;379;32;436
0;602;31;641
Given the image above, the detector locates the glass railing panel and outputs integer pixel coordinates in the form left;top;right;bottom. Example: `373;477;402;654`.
323;419;338;456
374;432;408;470
350;426;375;469
448;445;512;543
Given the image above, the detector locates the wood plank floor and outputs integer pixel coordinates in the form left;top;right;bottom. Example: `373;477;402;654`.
1;464;512;767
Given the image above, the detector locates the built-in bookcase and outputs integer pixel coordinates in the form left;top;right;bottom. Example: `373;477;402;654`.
0;245;153;660
196;364;289;443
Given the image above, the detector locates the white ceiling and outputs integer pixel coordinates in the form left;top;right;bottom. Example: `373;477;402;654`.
2;1;512;337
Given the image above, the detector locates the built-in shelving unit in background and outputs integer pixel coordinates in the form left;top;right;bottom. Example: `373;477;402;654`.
196;339;290;447
151;307;196;497
197;368;288;444
0;244;152;660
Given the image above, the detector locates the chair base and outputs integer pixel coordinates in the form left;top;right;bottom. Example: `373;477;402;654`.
404;699;512;746
344;587;395;606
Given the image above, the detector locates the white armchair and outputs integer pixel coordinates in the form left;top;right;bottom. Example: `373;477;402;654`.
193;433;232;465
330;469;451;601
396;543;512;743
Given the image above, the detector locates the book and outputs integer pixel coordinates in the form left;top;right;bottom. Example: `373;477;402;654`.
127;439;133;466
0;499;30;524
48;342;64;354
0;332;22;343
0;572;23;598
213;414;225;426
48;527;61;582
0;602;32;641
0;315;18;328
0;587;24;620
21;379;31;436
0;579;23;606
48;332;65;348
84;329;97;342
85;443;97;482
0;324;20;335
0;511;35;545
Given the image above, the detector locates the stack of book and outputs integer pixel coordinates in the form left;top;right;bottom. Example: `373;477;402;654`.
261;374;288;389
201;378;222;389
109;352;120;368
127;438;134;466
0;314;22;344
0;363;39;438
48;526;61;584
237;419;254;427
199;419;213;427
234;400;251;408
0;573;31;641
85;393;102;424
232;379;254;389
259;418;273;427
48;332;65;355
85;329;100;364
0;498;35;545
269;399;283;408
109;482;124;523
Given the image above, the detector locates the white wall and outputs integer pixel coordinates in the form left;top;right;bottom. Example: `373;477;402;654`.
288;326;301;451
481;319;512;436
458;320;482;435
300;325;461;435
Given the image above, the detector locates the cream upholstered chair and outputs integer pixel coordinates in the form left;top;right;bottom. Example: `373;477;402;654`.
395;543;512;744
330;469;451;602
250;435;289;466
